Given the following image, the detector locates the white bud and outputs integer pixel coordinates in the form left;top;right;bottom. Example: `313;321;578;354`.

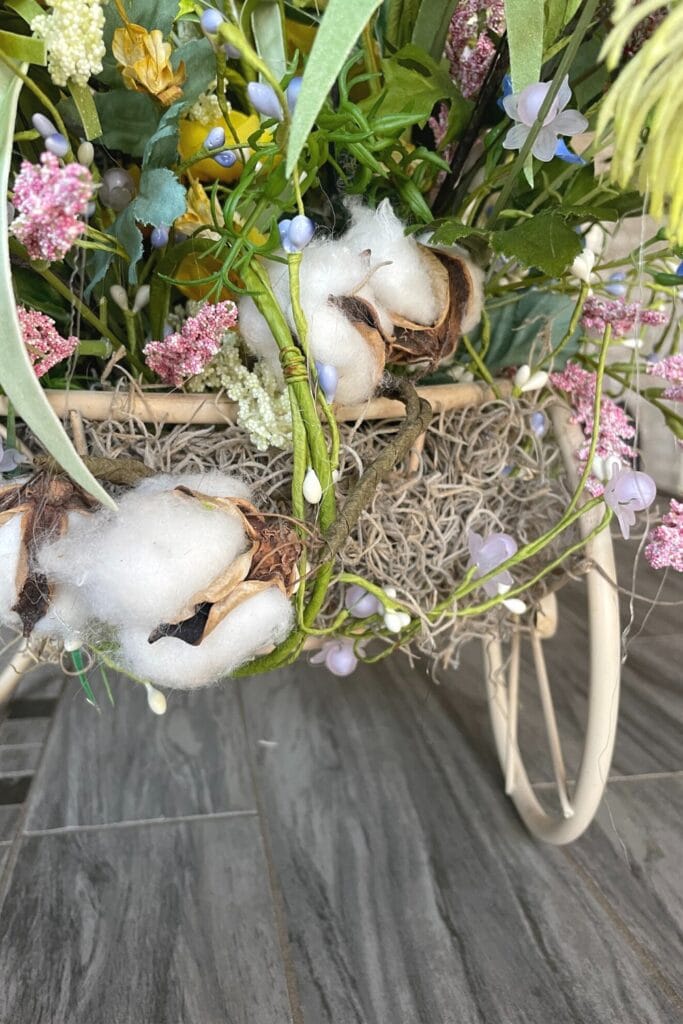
396;611;411;628
132;285;150;313
332;469;340;483
302;467;322;504
584;223;605;256
109;284;129;310
63;636;82;652
622;337;643;350
519;370;548;393
145;682;167;715
383;610;404;634
503;597;527;615
384;586;397;599
77;141;94;166
514;364;531;388
571;249;596;283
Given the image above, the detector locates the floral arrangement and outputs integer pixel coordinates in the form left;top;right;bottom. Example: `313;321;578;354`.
0;0;682;707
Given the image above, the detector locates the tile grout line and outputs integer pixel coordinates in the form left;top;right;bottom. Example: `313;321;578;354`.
237;681;305;1024
533;769;683;791
23;808;259;838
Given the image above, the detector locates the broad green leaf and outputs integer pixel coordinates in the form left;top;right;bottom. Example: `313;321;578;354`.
384;0;422;50
172;37;216;105
12;267;71;327
505;0;544;92
0;29;45;64
544;0;582;49
411;0;458;61
4;0;44;23
285;0;382;177
490;210;581;277
475;290;580;370
119;167;187;283
0;62;114;508
95;90;160;156
249;1;287;81
430;221;489;246
68;79;101;140
376;44;458;124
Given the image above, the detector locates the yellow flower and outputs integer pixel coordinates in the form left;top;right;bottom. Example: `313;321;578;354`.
178;110;262;183
112;22;186;106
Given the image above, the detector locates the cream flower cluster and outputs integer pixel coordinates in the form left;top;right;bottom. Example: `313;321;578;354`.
187;93;223;125
188;334;293;451
32;0;106;87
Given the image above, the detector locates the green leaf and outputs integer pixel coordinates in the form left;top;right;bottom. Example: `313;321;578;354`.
171;37;215;106
411;0;458;61
0;29;45;64
652;272;683;287
384;0;422;50
490;210;581;276
376;44;458;124
505;0;544;92
475;290;580;370
68;79;101;140
4;0;44;24
95;91;160;156
249;1;287;81
119;167;187;283
285;0;383;177
12;267;71;326
544;0;582;48
100;0;180;85
0;62;114;508
430;221;489;246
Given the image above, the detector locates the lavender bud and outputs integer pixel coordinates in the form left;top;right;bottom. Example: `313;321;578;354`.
324;642;357;677
204;126;226;150
45;133;69;158
529;411;548;437
286;76;303;112
224;43;241;59
277;219;292;248
315;361;338;402
214;149;237;168
288;214;315;250
150;225;169;248
345;584;381;619
247;81;283;121
200;8;224;34
32;113;56;138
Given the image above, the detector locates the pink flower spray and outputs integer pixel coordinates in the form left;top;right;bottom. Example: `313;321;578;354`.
10;152;93;262
144;301;239;387
17;307;79;377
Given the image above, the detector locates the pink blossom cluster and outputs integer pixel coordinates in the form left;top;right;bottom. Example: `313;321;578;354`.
646;353;683;401
10;152;93;262
580;296;667;338
144;301;238;387
550;362;636;495
645;499;683;572
444;0;505;99
623;6;667;59
17;307;79;377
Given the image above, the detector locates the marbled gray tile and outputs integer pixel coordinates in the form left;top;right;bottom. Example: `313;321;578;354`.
0;815;291;1024
569;774;683;1004
0;718;50;747
240;664;679;1024
0;746;40;776
25;675;255;830
0;806;21;843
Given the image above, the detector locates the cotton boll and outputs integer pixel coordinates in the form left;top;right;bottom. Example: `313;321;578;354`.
343;199;443;326
117;586;294;689
32;584;90;647
39;489;249;631
428;243;484;334
133;470;252;501
0;515;23;629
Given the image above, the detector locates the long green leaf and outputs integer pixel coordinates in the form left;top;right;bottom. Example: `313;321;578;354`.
505;0;544;91
248;0;287;81
411;0;458;61
0;63;115;509
0;29;45;64
68;79;102;140
285;0;382;177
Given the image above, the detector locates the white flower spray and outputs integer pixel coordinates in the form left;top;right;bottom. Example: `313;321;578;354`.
32;0;107;87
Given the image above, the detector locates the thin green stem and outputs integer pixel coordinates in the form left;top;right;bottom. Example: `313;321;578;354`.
30;260;123;350
0;52;72;156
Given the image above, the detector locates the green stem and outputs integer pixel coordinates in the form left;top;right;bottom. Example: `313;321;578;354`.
0;52;72;157
461;329;499;393
5;400;16;449
30;259;123;350
537;282;588;370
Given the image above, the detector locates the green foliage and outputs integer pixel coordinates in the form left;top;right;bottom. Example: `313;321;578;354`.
118;168;187;283
247;0;287;81
411;0;458;61
544;0;582;49
477;290;581;370
95;91;160;156
377;45;460;125
383;0;422;50
0;61;113;507
286;0;383;176
0;29;45;64
490;210;582;276
12;267;70;326
506;0;544;91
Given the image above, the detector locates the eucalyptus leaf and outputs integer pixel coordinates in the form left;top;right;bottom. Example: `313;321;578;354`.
490;210;581;276
95;91;160;156
285;0;383;177
475;290;580;370
172;37;216;106
0;62;114;508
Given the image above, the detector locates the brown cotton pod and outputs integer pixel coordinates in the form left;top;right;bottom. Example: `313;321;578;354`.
328;293;387;383
148;489;301;648
0;472;98;635
385;246;482;371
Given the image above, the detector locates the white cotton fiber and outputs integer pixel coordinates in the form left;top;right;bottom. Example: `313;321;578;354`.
238;258;290;374
133;470;252;501
32;584;90;646
0;514;23;629
38;486;249;631
342;199;443;326
117;586;294;689
428;242;485;334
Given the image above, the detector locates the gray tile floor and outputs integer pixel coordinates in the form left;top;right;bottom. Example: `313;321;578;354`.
0;540;680;1024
